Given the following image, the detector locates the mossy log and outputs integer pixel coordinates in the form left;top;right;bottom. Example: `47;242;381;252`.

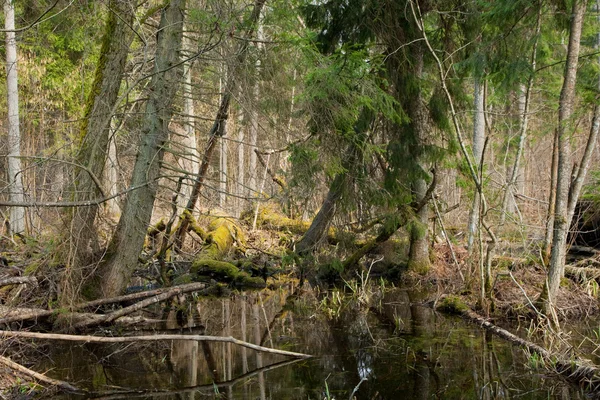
191;259;266;289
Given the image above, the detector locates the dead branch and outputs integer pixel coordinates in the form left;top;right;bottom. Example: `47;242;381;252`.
0;355;80;393
76;281;206;311
461;308;600;390
0;331;312;359
0;305;55;324
71;283;211;331
0;276;37;287
254;149;286;190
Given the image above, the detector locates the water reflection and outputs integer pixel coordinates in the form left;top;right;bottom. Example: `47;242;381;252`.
37;287;586;399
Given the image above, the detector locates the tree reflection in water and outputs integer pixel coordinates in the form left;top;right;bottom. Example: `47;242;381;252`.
37;287;588;399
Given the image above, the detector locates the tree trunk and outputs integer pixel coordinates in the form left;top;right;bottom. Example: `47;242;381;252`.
247;11;264;197
173;0;267;248
61;0;134;303
501;6;541;225
98;0;186;298
466;78;486;252
407;44;431;274
4;0;25;235
295;173;346;254
179;23;199;211
543;128;559;264
539;0;587;313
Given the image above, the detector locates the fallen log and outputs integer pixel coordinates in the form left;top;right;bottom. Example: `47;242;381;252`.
0;331;312;359
0;282;208;325
0;355;80;393
68;282;212;331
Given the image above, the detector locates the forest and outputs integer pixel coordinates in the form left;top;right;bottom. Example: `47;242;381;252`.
2;0;600;398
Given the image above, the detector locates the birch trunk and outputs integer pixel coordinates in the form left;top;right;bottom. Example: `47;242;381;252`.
179;24;199;211
540;0;587;312
99;0;186;298
247;10;264;196
4;0;25;235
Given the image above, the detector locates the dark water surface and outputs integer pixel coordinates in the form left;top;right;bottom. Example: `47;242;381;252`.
38;288;587;399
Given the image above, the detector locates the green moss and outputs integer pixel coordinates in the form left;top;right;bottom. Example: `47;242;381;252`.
234;272;267;289
192;259;240;280
437;295;469;314
24;260;41;276
172;273;194;285
407;258;430;275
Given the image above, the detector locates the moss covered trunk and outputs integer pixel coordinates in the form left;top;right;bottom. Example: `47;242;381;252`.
61;0;135;303
97;0;186;298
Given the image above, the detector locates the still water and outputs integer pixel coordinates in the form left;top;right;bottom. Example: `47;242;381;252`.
39;287;587;399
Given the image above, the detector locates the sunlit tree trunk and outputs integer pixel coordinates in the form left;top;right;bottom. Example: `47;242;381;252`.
539;0;587;313
466;78;486;253
179;23;199;211
4;0;25;235
99;0;186;298
247;10;264;196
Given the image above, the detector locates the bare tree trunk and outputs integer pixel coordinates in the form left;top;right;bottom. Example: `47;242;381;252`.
174;0;267;248
98;0;186;298
407;45;431;274
501;6;541;225
220;134;228;208
467;78;486;252
236;109;245;217
247;10;264;196
61;0;134;303
543;129;559;263
295;173;345;254
539;0;587;313
4;0;25;235
179;23;199;211
105;125;120;217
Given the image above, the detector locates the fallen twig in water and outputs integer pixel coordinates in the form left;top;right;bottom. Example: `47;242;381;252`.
0;330;312;359
0;355;80;393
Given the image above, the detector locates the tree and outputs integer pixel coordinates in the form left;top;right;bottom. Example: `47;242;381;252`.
538;0;588;314
4;0;25;235
61;0;135;303
98;0;187;298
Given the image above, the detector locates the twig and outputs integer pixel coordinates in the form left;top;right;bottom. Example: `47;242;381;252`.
0;331;312;359
0;276;37;287
0;355;80;393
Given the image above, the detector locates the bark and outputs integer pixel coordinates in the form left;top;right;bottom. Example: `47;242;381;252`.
543;129;559;263
62;0;135;302
98;0;186;298
174;0;267;248
179;22;199;210
501;6;541;225
466;78;486;252
248;11;264;196
540;0;588;313
4;0;25;235
294;172;346;254
407;44;431;274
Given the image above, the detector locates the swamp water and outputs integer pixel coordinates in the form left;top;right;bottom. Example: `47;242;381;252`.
37;287;587;399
